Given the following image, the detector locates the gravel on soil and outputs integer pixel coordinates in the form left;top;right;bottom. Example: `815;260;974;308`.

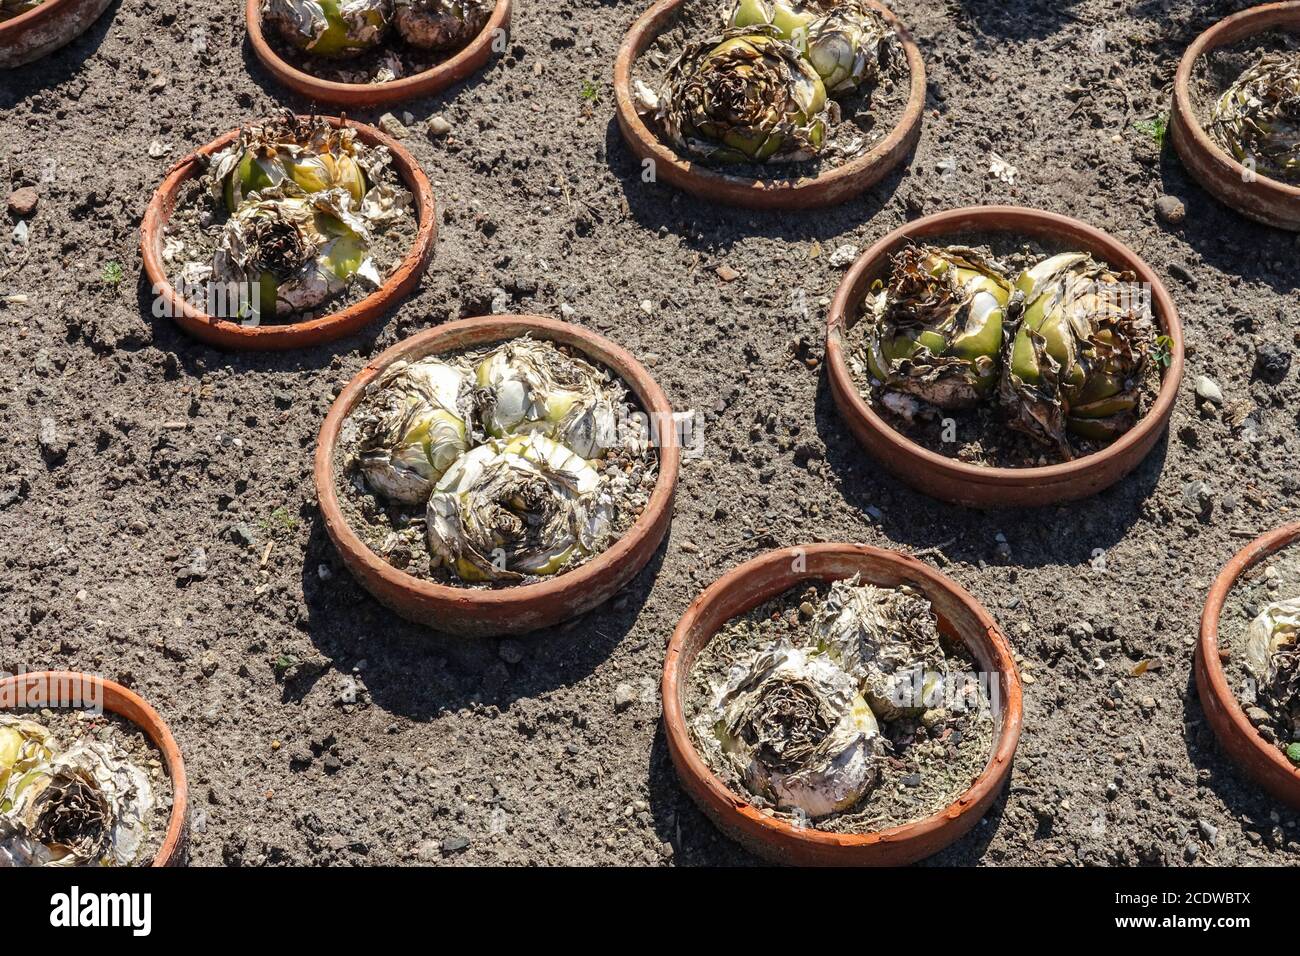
1;0;1299;866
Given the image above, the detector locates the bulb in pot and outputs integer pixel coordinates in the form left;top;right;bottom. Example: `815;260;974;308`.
865;245;1012;411
263;0;392;59
425;433;613;582
357;358;470;505
391;0;490;51
1000;252;1153;456
658;26;829;163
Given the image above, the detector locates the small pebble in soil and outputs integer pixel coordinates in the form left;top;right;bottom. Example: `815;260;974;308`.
7;186;38;219
829;244;859;268
614;682;636;711
1154;195;1186;226
442;835;471;855
378;113;409;138
1253;343;1292;384
427;116;452;137
1194;375;1223;405
37;417;68;465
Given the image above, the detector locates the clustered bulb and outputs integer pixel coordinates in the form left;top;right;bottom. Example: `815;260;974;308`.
352;338;647;584
643;0;900;163
861;244;1157;460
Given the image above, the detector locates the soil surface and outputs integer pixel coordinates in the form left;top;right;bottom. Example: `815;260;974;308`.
1;0;1299;867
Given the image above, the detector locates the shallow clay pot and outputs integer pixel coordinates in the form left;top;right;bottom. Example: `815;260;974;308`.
1197;521;1300;809
662;543;1022;866
140;115;437;352
613;0;926;209
315;315;681;636
246;0;512;108
1170;2;1300;231
0;671;189;866
0;0;113;68
825;205;1185;509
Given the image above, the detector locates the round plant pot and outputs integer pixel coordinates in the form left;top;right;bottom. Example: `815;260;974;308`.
662;543;1022;866
613;0;926;210
0;0;114;68
315;314;681;636
140;115;437;352
1197;521;1300;809
1170;2;1300;231
246;0;511;108
825;205;1185;509
0;671;189;867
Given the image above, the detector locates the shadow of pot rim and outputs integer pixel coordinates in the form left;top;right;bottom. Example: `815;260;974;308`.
0;671;189;867
824;205;1185;507
661;542;1023;866
612;0;926;210
313;314;681;635
1197;520;1300;809
245;0;512;108
139;114;437;352
1170;1;1300;230
0;0;114;69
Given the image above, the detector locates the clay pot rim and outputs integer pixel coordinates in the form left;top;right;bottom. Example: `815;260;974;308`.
1198;521;1300;790
825;204;1185;489
0;671;189;868
314;314;681;617
0;0;81;35
245;0;511;106
1172;2;1300;200
139;114;437;351
0;0;114;68
662;542;1023;856
612;0;927;208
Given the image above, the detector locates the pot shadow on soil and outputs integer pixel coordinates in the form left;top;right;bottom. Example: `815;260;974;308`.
132;270;420;376
644;723;1011;865
293;511;669;718
236;32;501;130
1181;665;1297;846
604;118;914;251
952;0;1084;41
0;0;122;106
1156;146;1300;297
809;371;1170;569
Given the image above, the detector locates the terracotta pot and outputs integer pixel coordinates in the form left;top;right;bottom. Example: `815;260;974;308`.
0;671;189;867
246;0;511;108
825;205;1185;509
1170;2;1300;231
315;315;681;636
140;115;437;352
0;0;113;68
1197;521;1300;809
662;543;1022;866
613;0;926;210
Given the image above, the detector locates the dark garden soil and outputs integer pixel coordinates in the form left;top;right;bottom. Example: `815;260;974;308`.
0;0;1298;866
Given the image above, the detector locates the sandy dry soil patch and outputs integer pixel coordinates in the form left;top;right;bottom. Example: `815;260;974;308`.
1;0;1299;865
